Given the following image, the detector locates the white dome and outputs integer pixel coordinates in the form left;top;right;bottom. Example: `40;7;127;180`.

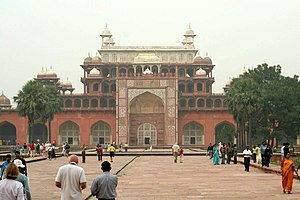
89;68;101;76
196;68;206;76
143;68;153;75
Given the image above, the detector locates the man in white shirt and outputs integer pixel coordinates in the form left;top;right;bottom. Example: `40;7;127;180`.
172;143;180;163
55;155;87;200
281;143;285;161
243;145;252;172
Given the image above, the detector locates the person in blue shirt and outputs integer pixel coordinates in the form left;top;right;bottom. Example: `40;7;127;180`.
0;154;11;180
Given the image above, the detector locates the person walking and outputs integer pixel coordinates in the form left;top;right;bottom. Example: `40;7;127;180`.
0;163;25;200
213;144;220;165
108;144;116;162
91;161;118;200
81;144;86;163
260;143;267;167
96;144;103;162
256;144;262;164
55;155;87;200
0;154;11;180
252;145;258;163
28;141;35;157
243;145;252;172
226;143;232;164
220;144;226;164
233;144;238;164
179;148;184;163
171;143;180;163
13;151;27;176
281;153;296;194
207;143;213;159
14;159;32;200
264;145;272;167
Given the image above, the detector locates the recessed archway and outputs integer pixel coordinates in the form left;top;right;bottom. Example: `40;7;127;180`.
0;121;16;145
129;92;164;146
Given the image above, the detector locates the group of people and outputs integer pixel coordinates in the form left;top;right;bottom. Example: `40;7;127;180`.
207;142;238;165
55;155;118;200
0;151;31;200
171;143;184;163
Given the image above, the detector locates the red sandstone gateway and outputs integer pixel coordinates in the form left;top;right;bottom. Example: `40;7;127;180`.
0;26;235;147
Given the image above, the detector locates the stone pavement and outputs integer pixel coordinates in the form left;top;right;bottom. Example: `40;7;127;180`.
4;152;300;199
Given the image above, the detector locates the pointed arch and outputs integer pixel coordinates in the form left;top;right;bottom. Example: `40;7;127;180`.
215;121;235;144
90;121;111;145
137;123;157;145
182;122;204;145
29;123;48;143
0;121;16;145
59;121;80;145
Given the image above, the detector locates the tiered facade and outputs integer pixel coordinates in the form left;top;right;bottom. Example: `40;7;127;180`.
0;26;235;146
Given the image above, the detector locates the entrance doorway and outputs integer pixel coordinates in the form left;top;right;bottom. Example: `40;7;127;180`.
137;123;157;145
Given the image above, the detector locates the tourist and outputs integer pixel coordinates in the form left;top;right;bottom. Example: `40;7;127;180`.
171;143;180;163
65;142;70;157
23;143;28;156
281;143;285;161
213;144;220;165
233;144;238;164
14;159;32;200
243;145;252;172
179;148;184;163
28;141;35;157
55;155;87;200
260;143;267;167
108;144;116;162
226;143;232;164
207;143;213;159
0;163;25;200
52;142;57;160
0;154;11;180
13;151;27;176
264;145;272;167
81;144;86;163
256;144;262;164
220;144;226;164
252;145;258;163
48;144;53;160
91;161;118;200
96;144;103;162
124;142;128;152
283;143;290;158
281;153;296;194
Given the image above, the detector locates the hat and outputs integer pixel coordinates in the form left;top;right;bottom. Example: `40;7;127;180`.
13;159;25;168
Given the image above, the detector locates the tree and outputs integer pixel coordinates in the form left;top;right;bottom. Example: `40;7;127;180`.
225;64;300;148
14;80;46;142
40;85;62;142
14;80;62;143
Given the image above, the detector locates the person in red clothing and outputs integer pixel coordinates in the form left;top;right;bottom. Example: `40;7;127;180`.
96;144;103;162
28;141;35;157
179;148;184;163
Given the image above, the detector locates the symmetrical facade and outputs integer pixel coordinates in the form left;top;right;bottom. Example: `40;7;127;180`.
0;26;235;146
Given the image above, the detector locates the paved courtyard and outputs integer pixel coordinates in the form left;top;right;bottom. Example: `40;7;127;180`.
26;154;300;200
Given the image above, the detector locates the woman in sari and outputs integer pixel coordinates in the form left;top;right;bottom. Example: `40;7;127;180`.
213;144;220;165
281;153;296;194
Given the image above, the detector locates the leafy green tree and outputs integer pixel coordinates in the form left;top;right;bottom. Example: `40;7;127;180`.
14;80;46;141
225;64;300;148
14;80;62;142
40;86;62;142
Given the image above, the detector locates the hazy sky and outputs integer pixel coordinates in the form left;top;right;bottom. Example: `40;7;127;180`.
1;0;300;105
